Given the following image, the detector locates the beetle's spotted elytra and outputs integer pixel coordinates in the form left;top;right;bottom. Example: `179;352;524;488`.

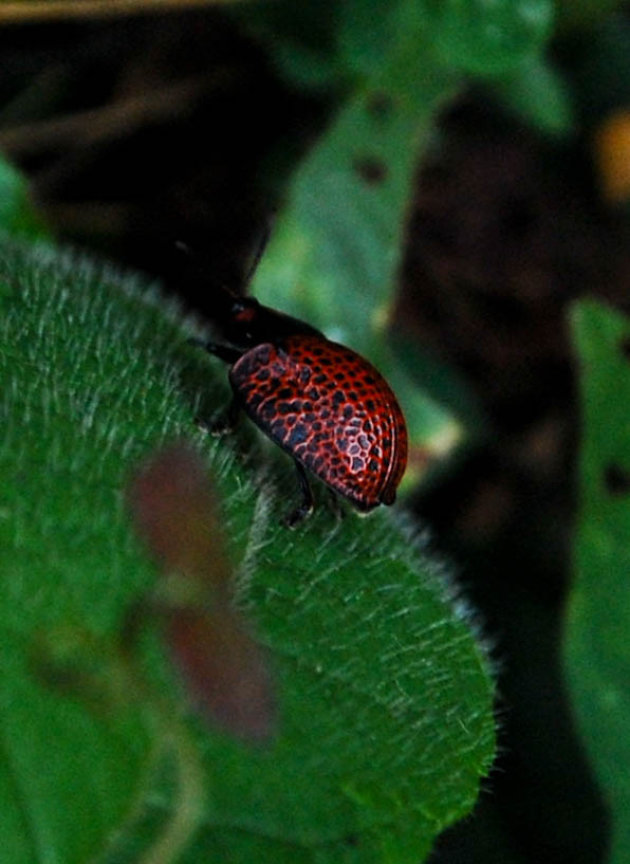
199;293;407;527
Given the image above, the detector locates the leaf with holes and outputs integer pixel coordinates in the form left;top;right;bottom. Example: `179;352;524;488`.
249;2;470;491
565;299;630;864
242;0;561;489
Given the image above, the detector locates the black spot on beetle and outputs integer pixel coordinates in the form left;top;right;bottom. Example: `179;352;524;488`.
260;401;276;420
287;423;309;448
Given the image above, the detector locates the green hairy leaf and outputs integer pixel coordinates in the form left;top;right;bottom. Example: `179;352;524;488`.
0;239;495;863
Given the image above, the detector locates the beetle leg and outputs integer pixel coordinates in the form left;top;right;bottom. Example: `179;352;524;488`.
196;395;240;436
284;460;314;528
327;487;345;522
193;339;242;365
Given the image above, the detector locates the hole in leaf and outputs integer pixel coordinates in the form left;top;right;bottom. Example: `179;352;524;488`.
354;157;387;185
366;90;394;121
604;463;630;496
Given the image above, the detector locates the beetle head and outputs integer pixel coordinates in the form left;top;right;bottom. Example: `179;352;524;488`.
216;294;322;350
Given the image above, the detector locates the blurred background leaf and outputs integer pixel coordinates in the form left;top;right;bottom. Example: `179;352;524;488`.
425;0;554;77
565;300;630;864
0;153;47;238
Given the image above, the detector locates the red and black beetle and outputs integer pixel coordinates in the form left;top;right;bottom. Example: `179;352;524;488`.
199;290;408;526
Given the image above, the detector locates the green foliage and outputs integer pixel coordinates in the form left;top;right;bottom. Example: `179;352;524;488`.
425;0;554;77
566;300;630;864
0;157;47;240
0;239;495;863
489;54;575;137
245;0;557;89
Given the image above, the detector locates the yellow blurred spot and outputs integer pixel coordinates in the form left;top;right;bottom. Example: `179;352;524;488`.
400;418;464;491
595;111;630;204
371;302;393;333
